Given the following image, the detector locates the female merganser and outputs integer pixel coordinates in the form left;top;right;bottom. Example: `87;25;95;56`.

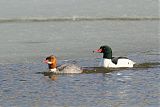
43;55;82;73
94;45;135;68
44;55;57;72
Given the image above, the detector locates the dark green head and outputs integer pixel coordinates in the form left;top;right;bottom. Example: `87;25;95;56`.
96;45;112;59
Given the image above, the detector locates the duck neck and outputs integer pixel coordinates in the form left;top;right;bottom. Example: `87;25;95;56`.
102;46;112;59
48;63;57;70
50;68;57;72
103;51;112;59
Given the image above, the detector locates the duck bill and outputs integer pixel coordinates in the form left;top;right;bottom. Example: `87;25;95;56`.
93;49;103;53
43;60;49;64
43;60;52;64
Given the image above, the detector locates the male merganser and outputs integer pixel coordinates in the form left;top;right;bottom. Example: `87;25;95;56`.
43;55;82;73
94;45;135;68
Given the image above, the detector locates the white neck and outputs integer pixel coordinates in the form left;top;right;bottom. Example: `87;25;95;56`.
50;68;57;72
99;58;111;67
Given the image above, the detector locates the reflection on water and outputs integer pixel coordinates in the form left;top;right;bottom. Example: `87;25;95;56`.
0;61;159;107
0;1;159;105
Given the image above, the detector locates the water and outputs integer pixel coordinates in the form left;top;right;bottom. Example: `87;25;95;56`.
0;0;158;18
0;21;159;64
0;0;159;107
0;63;159;107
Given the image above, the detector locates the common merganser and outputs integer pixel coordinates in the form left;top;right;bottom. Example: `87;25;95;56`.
44;55;57;72
94;45;135;68
43;55;82;73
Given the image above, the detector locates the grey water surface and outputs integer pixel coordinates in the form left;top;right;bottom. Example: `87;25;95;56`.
0;0;159;107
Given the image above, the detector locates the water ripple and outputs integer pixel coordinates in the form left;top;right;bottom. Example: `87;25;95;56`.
0;62;159;107
0;16;159;23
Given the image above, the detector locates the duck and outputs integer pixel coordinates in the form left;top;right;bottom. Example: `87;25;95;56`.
43;55;57;72
94;45;136;68
43;55;82;73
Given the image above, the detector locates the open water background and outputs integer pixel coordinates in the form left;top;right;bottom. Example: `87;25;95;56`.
0;0;159;107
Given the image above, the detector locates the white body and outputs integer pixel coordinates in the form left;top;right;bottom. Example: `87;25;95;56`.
99;58;135;68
